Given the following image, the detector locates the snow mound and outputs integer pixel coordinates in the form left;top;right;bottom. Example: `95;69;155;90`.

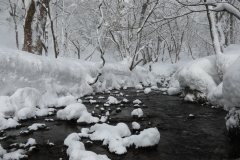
25;138;36;147
0;117;20;130
64;133;80;146
168;56;220;102
135;84;143;90
123;128;160;148
223;56;240;109
131;108;143;118
42;91;77;108
144;88;151;94
132;122;140;130
67;141;110;160
0;87;42;119
3;149;27;160
88;123;131;154
77;111;99;124
106;96;119;105
28;123;46;130
133;99;141;104
0;145;6;157
57;103;87;120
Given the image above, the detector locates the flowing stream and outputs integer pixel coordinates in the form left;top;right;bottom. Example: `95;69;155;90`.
1;87;240;160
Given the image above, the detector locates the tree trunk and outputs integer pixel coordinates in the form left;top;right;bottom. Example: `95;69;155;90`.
34;0;48;55
22;1;36;53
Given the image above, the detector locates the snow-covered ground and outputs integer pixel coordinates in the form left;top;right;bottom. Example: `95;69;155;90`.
1;42;240;158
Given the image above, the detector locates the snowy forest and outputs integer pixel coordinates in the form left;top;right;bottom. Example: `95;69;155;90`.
0;0;240;159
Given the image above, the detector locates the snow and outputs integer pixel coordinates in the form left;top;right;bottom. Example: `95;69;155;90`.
25;138;36;147
135;84;143;90
133;99;141;104
67;141;110;160
106;96;119;105
144;88;151;94
0;145;6;157
57;103;87;120
223;56;240;109
77;112;99;124
131;108;143;118
0;117;20;130
88;123;131;154
132;122;140;130
123;128;160;148
151;86;158;90
64;133;80;146
28;123;46;130
3;149;27;160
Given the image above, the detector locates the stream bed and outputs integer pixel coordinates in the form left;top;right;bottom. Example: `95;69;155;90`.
1;87;240;160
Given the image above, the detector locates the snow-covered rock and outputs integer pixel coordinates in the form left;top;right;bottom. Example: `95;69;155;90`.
144;88;151;94
223;56;240;109
28;123;46;131
88;123;131;154
3;149;27;160
77;112;99;124
25;138;36;147
57;103;87;120
131;108;143;118
0;144;6;157
0;117;20;130
123;128;160;148
168;56;222;103
64;133;80;146
135;84;143;90
106;96;119;105
133;99;141;104
132;122;140;130
67;141;110;160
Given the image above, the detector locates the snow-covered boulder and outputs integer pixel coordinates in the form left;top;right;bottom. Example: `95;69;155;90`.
131;108;143;118
144;88;151;94
64;133;80;146
132;122;140;130
88;123;131;154
223;56;240;109
77;112;99;124
168;56;221;102
67;141;110;160
0;117;20;130
106;96;119;105
57;103;87;120
123;128;160;148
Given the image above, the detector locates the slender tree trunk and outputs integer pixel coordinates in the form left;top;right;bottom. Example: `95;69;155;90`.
22;1;36;53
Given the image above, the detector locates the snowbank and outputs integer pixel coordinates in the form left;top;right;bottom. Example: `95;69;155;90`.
168;56;220;98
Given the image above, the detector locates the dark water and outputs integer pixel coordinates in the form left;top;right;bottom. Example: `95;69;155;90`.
1;88;239;160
